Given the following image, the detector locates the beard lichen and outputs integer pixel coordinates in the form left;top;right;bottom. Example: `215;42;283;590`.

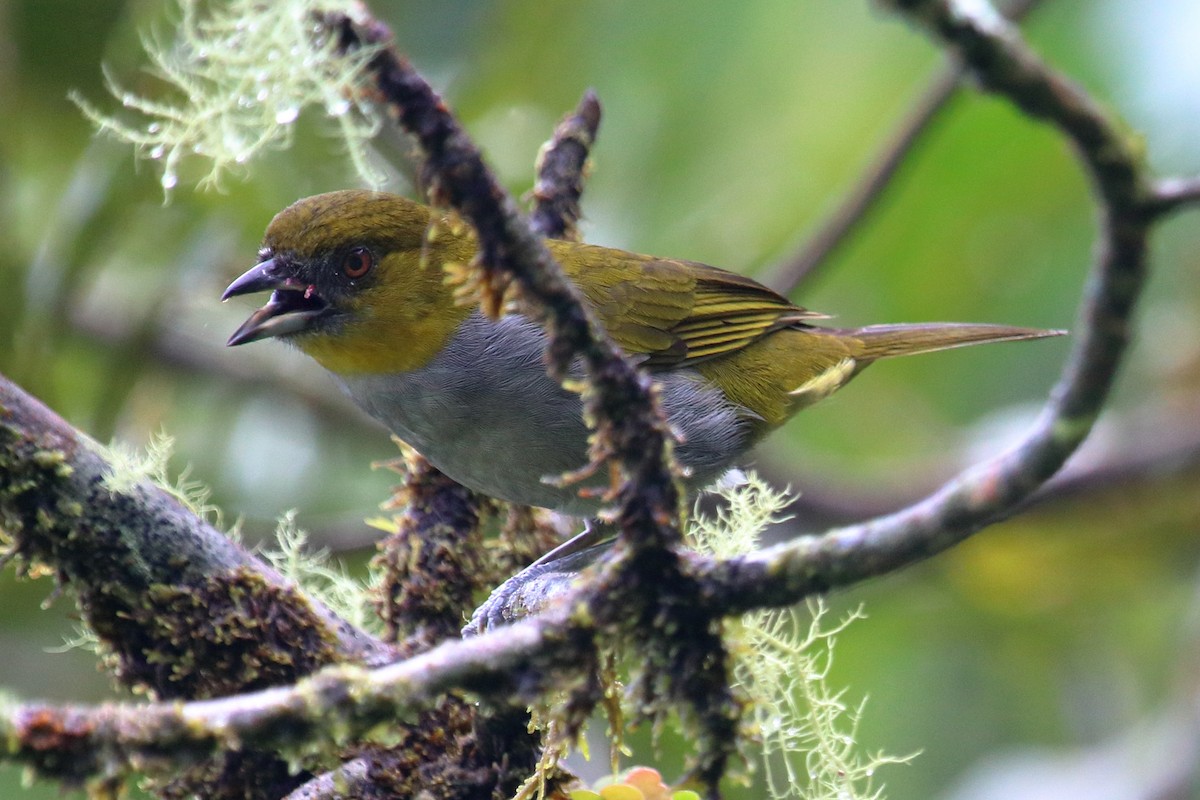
689;473;914;800
72;0;384;196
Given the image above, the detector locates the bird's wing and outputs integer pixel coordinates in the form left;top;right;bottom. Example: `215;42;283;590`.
660;261;826;368
559;244;824;369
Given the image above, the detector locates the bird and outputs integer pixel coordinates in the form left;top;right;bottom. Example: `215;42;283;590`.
223;189;1063;532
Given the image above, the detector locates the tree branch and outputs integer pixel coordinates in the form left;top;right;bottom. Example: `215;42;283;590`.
762;0;1045;294
0;620;558;788
700;0;1156;611
531;89;603;242
0;372;390;678
280;759;370;800
332;10;739;790
0;370;394;797
1145;175;1200;219
3;1;1191;795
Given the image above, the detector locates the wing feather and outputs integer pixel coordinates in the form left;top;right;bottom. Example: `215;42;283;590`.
552;241;821;369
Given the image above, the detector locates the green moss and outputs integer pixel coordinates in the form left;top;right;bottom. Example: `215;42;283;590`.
103;568;341;700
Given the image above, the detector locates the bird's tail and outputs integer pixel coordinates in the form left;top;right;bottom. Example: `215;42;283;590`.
847;323;1066;361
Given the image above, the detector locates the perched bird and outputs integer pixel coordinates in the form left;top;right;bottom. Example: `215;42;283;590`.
224;190;1062;520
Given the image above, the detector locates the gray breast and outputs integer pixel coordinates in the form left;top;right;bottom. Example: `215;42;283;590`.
338;312;754;514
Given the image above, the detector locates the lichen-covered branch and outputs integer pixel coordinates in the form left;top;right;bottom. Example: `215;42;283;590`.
0;370;394;797
5;0;1195;796
700;0;1159;612
0;617;572;788
371;449;489;651
334;12;684;551
276;86;610;800
329;9;739;791
0;372;390;677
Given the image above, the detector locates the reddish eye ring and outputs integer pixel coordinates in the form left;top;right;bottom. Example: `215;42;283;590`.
342;246;373;279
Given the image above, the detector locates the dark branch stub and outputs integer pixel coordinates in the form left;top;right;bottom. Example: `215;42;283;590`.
531;89;603;242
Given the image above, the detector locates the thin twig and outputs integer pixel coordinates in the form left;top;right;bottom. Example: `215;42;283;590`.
763;0;1044;294
1145;175;1200;218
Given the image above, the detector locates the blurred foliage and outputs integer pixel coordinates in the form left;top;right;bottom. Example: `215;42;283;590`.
1;1;1199;799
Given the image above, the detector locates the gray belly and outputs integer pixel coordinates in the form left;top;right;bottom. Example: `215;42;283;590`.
338;313;754;514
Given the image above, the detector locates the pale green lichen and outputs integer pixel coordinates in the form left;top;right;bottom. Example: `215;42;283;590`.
690;473;914;800
48;624;103;657
72;0;383;195
99;431;221;527
262;511;376;634
96;433;374;633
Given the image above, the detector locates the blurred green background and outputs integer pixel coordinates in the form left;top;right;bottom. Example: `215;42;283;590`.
2;1;1199;798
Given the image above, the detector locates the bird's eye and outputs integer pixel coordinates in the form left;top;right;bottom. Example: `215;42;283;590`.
341;246;373;279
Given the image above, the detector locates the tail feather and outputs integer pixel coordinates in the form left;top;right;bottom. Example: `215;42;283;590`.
847;323;1066;361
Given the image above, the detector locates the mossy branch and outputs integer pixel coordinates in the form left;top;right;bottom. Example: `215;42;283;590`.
329;9;739;792
0;372;390;675
0;370;394;797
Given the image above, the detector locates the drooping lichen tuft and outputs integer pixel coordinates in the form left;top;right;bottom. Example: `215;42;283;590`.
263;511;378;635
692;473;914;800
72;0;384;195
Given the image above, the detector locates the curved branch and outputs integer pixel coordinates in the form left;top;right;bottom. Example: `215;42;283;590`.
702;0;1155;611
2;0;1187;793
755;400;1200;533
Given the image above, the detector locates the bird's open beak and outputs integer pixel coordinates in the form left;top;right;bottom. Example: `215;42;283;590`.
222;258;331;346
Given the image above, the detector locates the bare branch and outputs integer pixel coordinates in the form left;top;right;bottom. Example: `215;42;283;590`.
763;0;1045;294
702;0;1156;612
1146;175;1200;219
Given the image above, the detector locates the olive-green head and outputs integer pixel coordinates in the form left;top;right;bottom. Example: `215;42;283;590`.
223;190;475;375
